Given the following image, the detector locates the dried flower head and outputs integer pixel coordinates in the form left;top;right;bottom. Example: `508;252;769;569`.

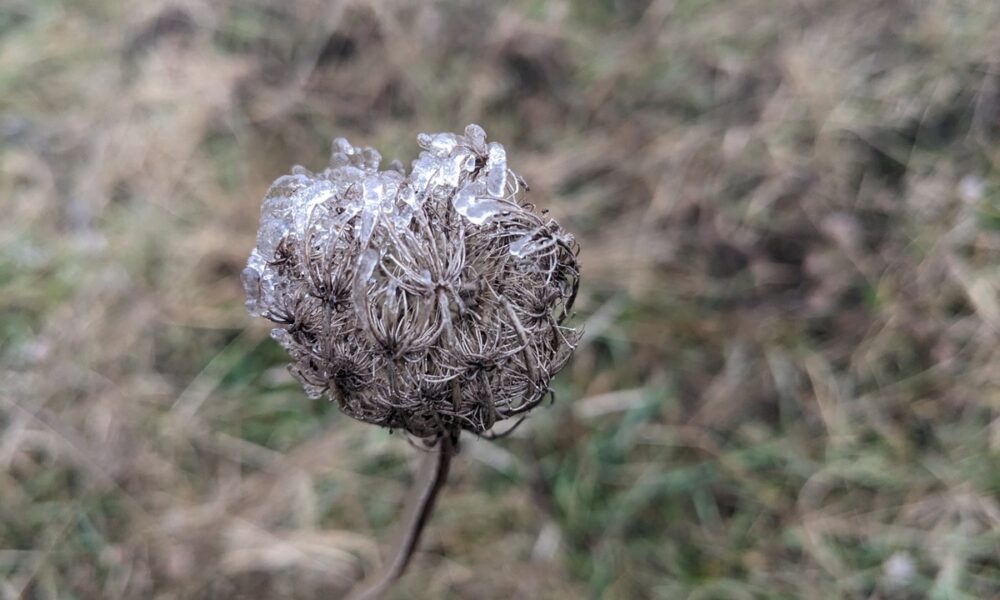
242;124;579;439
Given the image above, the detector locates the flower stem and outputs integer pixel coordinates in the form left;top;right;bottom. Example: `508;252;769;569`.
347;432;456;600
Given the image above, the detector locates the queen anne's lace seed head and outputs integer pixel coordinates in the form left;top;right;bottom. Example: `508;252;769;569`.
242;124;580;438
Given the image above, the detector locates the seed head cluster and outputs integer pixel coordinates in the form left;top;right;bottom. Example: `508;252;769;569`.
242;124;579;438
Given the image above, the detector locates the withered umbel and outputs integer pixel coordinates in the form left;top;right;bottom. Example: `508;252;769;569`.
242;124;579;596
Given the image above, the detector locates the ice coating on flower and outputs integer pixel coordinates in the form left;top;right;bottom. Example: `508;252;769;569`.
242;125;580;438
417;132;457;157
464;124;487;153
453;181;509;225
357;248;380;283
484;143;507;198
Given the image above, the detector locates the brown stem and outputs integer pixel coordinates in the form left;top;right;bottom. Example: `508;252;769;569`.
346;433;456;600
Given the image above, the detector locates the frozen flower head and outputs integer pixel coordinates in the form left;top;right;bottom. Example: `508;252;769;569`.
242;124;580;439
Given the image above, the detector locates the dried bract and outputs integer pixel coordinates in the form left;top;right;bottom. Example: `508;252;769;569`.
243;125;579;438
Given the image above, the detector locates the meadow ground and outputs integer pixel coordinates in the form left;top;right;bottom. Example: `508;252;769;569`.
2;1;999;598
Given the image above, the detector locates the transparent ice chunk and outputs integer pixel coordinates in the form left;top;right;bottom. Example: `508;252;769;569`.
246;248;267;272
338;180;364;214
392;203;415;231
256;218;290;259
294;180;337;237
453;181;482;217
409;154;437;192
429;133;457;156
464;124;487;154
380;180;399;214
241;266;261;314
358;176;386;248
380;169;405;186
333;137;355;156
386;279;399;315
453;181;508;225
464;201;508;225
329;153;351;168
418;132;458;157
509;233;534;257
328;165;366;183
509;229;554;258
398;184;417;207
357;248;380;283
352;248;381;322
262;174;309;211
256;173;313;258
440;152;467;188
484;142;507;198
362;176;384;208
361;147;382;171
359;209;376;250
260;263;279;293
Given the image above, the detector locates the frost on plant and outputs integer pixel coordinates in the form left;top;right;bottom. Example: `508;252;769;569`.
242;124;580;438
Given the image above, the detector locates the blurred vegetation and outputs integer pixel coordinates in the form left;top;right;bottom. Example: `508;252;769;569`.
2;0;999;598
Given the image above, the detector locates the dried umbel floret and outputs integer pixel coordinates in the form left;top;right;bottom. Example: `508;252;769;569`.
242;124;580;440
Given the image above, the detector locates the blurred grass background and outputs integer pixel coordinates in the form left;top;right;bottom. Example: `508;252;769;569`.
2;0;1000;598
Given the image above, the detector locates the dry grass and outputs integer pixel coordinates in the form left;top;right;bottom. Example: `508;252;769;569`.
2;0;999;598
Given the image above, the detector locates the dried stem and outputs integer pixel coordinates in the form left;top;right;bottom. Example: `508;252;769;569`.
346;433;457;600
